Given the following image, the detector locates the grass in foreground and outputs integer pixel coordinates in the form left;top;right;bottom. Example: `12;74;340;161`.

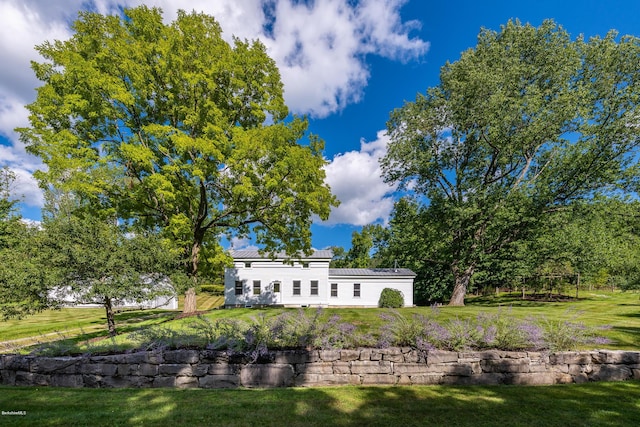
0;381;638;426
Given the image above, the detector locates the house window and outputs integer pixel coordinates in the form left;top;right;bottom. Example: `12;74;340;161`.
354;283;361;298
310;280;318;296
293;280;301;296
273;281;280;293
234;281;243;295
253;280;261;295
302;262;310;269
244;262;252;268
331;283;338;297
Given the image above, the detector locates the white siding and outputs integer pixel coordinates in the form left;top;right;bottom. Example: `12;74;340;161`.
224;251;415;308
224;259;331;307
328;276;414;307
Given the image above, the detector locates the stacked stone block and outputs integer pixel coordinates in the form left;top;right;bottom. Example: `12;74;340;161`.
1;349;638;388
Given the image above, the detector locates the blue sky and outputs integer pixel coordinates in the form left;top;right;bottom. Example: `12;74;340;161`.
1;0;640;251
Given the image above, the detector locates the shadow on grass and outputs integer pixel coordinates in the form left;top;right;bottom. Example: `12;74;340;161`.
15;310;179;355
113;309;177;324
465;294;580;308
611;326;640;348
1;381;639;427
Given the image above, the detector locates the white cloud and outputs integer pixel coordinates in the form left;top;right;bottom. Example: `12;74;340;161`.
103;0;429;117
265;0;428;117
9;167;44;207
229;236;259;251
323;130;396;226
0;0;427;217
0;1;75;209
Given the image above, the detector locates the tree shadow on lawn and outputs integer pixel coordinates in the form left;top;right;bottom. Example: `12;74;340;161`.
13;310;179;354
465;295;580;308
611;326;640;348
113;309;177;324
3;382;639;427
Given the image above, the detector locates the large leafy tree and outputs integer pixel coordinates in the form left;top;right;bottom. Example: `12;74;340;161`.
0;168;53;319
381;20;640;305
19;6;337;312
372;198;454;304
43;213;182;336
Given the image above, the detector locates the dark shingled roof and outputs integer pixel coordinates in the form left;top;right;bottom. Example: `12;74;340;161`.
329;268;416;277
230;249;334;259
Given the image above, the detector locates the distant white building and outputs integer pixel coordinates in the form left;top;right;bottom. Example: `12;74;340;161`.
51;276;178;310
224;250;415;308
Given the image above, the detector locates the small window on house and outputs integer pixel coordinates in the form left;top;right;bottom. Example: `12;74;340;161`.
302;262;310;269
253;280;261;295
331;283;338;297
293;280;301;296
273;281;280;293
244;262;252;268
310;280;318;296
234;280;243;295
354;283;361;298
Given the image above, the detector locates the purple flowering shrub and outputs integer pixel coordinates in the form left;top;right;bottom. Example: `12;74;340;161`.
536;310;612;351
475;309;544;351
377;307;611;352
378;310;424;348
127;307;611;357
179;309;367;359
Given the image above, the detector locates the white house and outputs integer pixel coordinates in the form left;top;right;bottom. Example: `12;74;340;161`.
50;276;178;310
224;250;415;308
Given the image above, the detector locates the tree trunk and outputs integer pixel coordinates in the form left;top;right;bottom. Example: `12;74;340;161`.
183;238;202;314
449;264;475;306
105;297;117;337
184;286;197;313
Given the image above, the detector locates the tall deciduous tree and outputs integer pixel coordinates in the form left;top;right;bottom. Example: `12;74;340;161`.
19;6;337;313
381;20;640;305
0;168;53;319
43;213;183;336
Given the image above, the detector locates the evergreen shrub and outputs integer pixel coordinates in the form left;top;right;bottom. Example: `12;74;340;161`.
378;288;405;308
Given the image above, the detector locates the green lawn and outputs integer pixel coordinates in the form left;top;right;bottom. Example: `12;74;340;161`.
0;381;638;426
1;291;638;353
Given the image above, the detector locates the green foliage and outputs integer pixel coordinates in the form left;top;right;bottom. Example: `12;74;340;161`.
378;310;425;347
330;225;386;268
0;167;56;319
378;288;405;308
41;213;182;335
378;307;608;352
381;20;640;305
537;311;612;352
129;309;363;359
18;6;338;311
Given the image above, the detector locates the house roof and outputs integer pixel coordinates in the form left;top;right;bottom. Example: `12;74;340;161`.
329;268;416;277
230;249;334;260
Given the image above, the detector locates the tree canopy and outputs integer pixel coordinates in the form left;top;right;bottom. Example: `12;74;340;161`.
19;6;337;312
0;168;53;319
42;212;182;336
381;20;640;305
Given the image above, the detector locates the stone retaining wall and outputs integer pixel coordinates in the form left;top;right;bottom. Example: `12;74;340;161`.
1;349;639;388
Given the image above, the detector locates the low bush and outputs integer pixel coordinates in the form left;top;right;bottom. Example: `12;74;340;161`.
378;288;405;308
30;307;611;357
376;307;610;352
